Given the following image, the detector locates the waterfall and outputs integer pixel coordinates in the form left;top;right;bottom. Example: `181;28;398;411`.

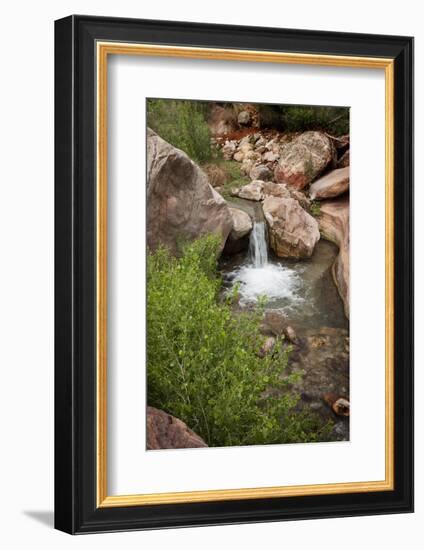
249;221;268;268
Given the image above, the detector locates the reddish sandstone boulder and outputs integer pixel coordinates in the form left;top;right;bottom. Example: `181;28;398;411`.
146;128;232;255
263;196;320;258
274;131;334;190
147;406;207;450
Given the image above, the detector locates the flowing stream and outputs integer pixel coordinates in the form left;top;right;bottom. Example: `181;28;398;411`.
220;202;348;331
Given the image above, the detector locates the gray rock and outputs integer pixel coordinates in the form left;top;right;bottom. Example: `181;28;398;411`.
238;110;251;125
249;164;273;181
238;180;265;201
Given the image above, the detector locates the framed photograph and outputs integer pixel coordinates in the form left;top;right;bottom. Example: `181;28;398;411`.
54;15;414;534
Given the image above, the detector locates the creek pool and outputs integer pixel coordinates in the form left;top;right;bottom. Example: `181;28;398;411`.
220;224;348;331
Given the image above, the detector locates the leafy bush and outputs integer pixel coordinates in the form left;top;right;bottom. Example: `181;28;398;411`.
258;104;349;135
147;99;213;163
147;234;328;447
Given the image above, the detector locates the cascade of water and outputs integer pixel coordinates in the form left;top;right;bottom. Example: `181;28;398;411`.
249;221;268;268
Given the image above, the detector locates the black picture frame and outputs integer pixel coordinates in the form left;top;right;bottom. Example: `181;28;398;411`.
55;14;414;534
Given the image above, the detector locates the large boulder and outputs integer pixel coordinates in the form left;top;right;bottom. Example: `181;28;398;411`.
228;207;253;239
274;131;334;190
147;407;207;450
224;207;253;254
309;167;350;200
263;196;320;258
319;196;349;318
147;128;232;255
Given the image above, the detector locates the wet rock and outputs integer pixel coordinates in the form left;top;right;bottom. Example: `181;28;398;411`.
274;131;334;189
146;128;232;255
309;167;349;200
224;207;253;255
147;406;208;450
228;207;253;239
263;196;320;258
261;310;288;336
286;326;350;441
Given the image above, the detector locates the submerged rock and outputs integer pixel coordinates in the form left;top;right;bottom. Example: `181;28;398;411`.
147;406;208;450
146;128;232;255
274;131;334;189
287;326;350;441
263;196;320;258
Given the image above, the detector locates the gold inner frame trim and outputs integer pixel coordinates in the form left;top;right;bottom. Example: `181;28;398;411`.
96;42;395;508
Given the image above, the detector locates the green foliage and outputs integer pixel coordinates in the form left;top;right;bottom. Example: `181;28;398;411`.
310;200;321;217
258;104;349;135
147;99;213;163
147;235;329;447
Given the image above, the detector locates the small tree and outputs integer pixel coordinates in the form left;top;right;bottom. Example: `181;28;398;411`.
147;99;213;162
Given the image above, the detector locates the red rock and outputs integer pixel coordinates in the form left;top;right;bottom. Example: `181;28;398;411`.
147;406;207;450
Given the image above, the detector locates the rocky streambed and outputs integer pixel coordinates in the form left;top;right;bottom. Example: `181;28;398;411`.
219;200;349;440
146;115;351;447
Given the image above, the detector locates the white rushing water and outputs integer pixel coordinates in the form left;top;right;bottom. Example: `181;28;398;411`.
249;221;268;267
228;221;304;308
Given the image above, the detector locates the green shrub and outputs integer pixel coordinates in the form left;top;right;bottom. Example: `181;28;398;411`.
147;234;329;447
147;99;213;163
258;104;349;135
